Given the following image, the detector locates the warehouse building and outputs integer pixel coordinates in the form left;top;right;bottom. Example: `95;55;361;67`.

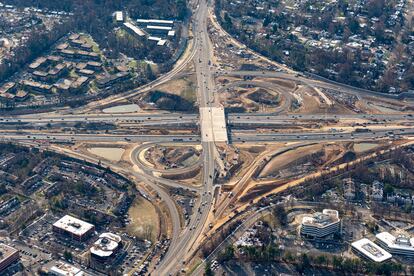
300;209;341;238
53;215;95;242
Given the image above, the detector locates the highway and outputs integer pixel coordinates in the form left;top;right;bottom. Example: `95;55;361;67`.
2;109;411;127
228;113;414;122
1;126;412;144
0;133;200;143
4;109;410;124
154;0;219;274
0;113;198;123
231;128;414;142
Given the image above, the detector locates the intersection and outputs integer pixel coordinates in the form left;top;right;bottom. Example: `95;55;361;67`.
1;0;414;275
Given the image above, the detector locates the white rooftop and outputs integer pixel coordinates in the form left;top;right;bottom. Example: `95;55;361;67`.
157;40;167;46
168;30;176;37
376;232;414;252
90;232;121;258
147;25;172;31
302;209;340;228
352;238;392;262
53;215;94;236
50;261;84;276
137;19;174;25
148;36;162;41
115;11;123;22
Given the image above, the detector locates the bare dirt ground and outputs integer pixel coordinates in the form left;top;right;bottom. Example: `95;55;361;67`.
258;144;324;178
127;196;160;242
144;145;201;170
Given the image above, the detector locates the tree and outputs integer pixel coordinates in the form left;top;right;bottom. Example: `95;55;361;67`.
217;245;234;262
0;184;7;196
273;205;287;226
263;15;271;27
146;64;156;81
63;250;73;261
332;256;343;270
223;12;233;30
384;183;394;196
204;261;214;276
315;255;328;267
296;253;311;273
176;0;188;20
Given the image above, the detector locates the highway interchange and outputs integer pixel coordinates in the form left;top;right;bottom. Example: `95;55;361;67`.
0;0;414;275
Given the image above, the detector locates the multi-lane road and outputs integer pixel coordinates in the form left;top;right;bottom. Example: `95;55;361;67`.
1;127;412;144
154;0;218;274
1;112;412;128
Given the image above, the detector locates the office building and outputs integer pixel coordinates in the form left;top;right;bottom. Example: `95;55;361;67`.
90;232;122;261
300;209;341;238
0;244;19;273
376;232;414;257
352;238;392;263
53;215;95;241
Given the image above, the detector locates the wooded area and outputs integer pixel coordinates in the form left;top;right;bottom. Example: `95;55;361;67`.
1;0;188;81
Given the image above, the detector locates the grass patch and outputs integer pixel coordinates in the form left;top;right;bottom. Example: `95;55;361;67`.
126;197;159;242
181;79;197;103
187;258;203;275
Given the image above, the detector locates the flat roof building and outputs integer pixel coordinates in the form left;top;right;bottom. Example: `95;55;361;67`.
114;11;124;22
15;90;28;101
49;261;84;276
123;22;146;37
96;72;130;89
146;25;172;31
0;244;19;273
148;36;161;42
69;33;80;41
70;76;90;93
29;57;47;71
300;209;340;238
376;232;414;257
0;82;16;94
86;61;102;71
352;238;392;263
90;232;122;261
21;80;52;93
56;43;69;51
53;215;95;241
137;19;174;25
157;40;167;46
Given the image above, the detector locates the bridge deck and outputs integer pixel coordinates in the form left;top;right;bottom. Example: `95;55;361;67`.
200;107;228;142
